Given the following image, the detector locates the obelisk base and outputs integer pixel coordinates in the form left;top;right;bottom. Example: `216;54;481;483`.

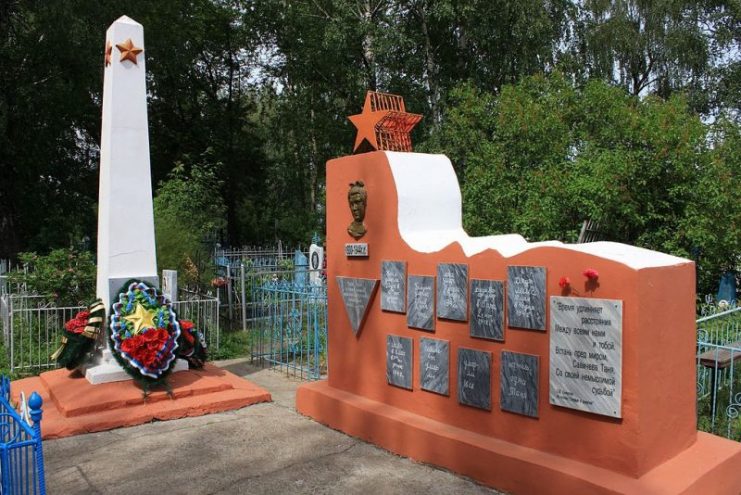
85;348;188;385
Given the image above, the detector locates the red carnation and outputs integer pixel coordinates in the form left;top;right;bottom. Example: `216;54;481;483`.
583;268;599;280
64;311;90;334
180;320;194;332
558;276;570;289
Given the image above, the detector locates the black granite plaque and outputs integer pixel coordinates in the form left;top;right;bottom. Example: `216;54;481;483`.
507;266;546;331
381;261;406;313
407;275;435;331
436;263;468;321
336;276;379;335
500;351;539;417
387;335;413;390
457;348;491;410
470;279;505;341
420;338;449;395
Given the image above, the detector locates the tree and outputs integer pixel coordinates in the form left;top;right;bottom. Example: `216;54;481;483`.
430;73;738;295
153;150;226;289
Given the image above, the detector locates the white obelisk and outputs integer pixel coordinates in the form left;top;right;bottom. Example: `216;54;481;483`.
86;16;186;383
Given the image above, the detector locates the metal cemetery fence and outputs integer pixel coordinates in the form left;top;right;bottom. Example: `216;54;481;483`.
696;306;741;440
248;270;327;380
173;290;221;352
0;290;220;375
213;245;310;323
0;376;45;495
0;295;81;374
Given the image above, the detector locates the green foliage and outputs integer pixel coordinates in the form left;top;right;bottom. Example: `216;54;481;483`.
208;329;251;361
6;248;95;305
154;149;226;289
429;73;739;295
1;0;738;262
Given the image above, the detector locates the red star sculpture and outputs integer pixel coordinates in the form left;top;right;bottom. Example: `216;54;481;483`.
348;91;422;153
115;38;143;65
104;40;112;67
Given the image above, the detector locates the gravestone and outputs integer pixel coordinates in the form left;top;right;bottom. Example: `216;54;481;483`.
457;348;491;410
420;338;449;395
381;261;406;313
436;263;468;321
500;351;539;417
309;243;324;285
470;279;504;341
336;276;378;335
550;296;623;418
161;269;177;303
407;275;435;331
294;249;308;288
507;266;546;330
386;335;413;389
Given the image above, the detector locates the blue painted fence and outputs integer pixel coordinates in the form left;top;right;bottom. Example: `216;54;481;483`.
0;376;45;495
248;273;327;380
697;306;741;441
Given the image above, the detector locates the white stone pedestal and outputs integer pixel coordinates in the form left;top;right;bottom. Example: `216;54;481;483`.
85;348;189;385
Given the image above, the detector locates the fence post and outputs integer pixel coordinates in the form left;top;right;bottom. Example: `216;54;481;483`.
226;264;233;321
240;263;247;332
9;296;14;374
29;392;46;495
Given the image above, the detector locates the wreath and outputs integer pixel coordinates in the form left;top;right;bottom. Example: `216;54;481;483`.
178;319;208;369
109;280;181;390
52;299;106;370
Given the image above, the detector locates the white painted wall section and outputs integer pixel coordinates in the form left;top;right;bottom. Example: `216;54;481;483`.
384;151;690;269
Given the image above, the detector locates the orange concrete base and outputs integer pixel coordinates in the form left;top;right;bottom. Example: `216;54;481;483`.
12;364;271;439
297;381;741;495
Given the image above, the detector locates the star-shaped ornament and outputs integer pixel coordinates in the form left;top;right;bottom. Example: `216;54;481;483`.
347;91;422;153
104;41;112;67
115;38;143;65
123;303;157;335
348;97;386;153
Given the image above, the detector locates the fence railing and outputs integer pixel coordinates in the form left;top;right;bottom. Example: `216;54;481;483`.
247;273;327;380
173;290;220;352
0;376;45;495
0;290;220;375
696;306;741;440
214;246;314;325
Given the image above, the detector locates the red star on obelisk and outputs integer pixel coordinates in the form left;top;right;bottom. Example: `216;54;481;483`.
115;38;143;65
104;40;112;67
348;91;422;153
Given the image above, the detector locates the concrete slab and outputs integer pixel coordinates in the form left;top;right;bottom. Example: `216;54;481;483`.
43;359;500;494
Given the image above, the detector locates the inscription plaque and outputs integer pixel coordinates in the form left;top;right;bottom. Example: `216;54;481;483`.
381;261;406;313
549;296;623;418
436;263;468;321
420;338;449;395
470;279;504;341
457;348;491;410
507;266;546;330
500;351;539;417
336;276;379;335
345;243;368;257
387;335;413;390
407;275;435;331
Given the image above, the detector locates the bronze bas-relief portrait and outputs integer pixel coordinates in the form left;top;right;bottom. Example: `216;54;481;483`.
347;181;367;239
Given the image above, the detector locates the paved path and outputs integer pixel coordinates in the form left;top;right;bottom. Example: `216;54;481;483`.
44;359;501;495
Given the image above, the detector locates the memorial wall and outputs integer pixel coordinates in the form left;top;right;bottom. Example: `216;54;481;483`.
297;150;741;495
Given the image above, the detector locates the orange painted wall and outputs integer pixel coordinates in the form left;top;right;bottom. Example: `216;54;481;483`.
325;151;697;478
